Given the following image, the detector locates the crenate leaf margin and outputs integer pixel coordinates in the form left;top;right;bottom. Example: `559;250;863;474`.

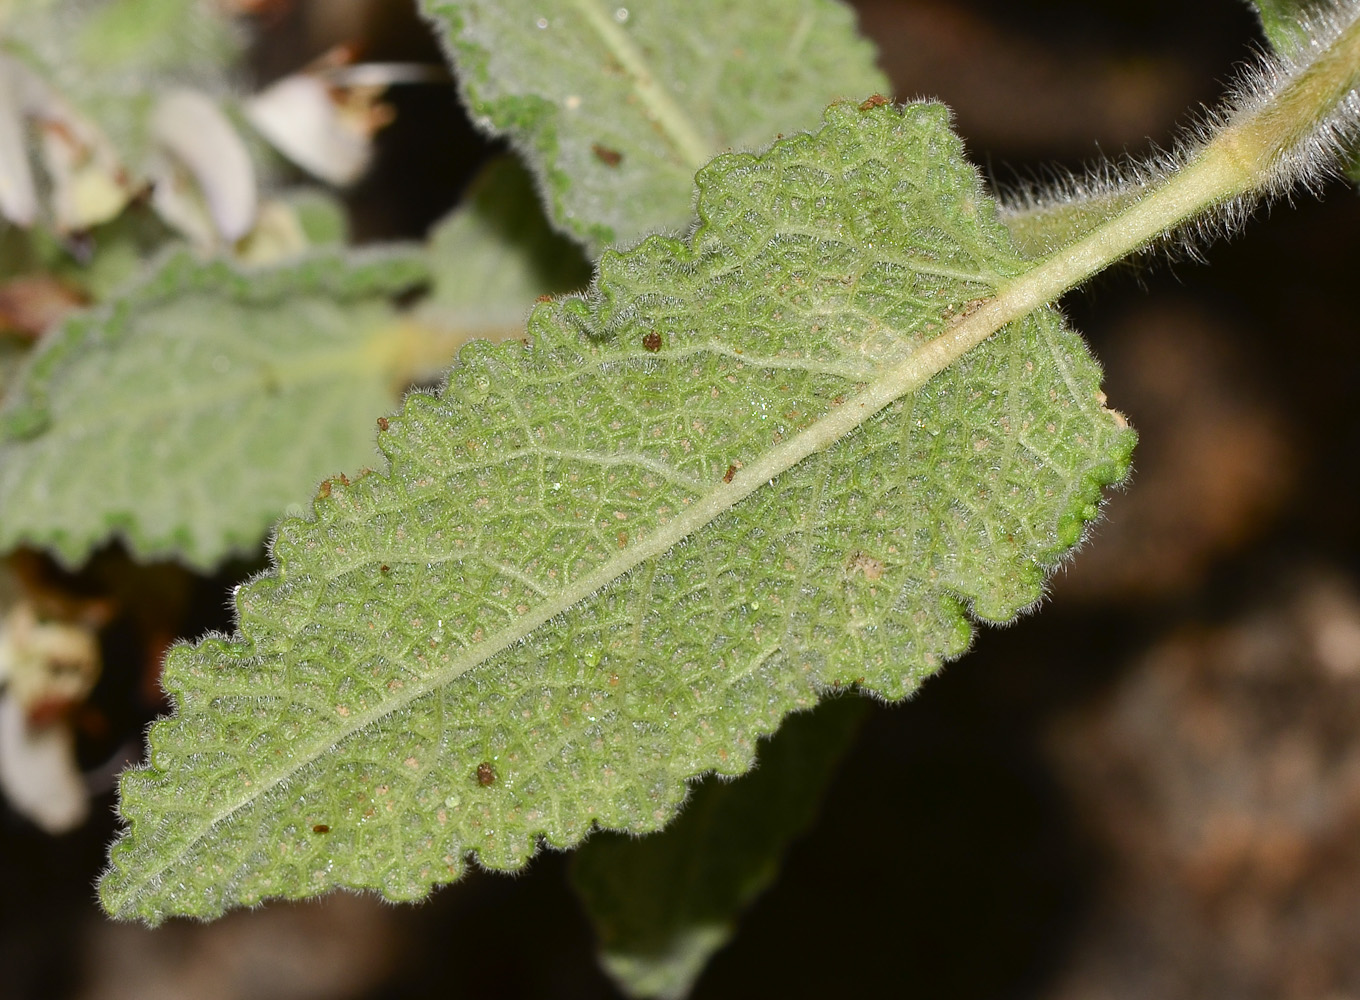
100;100;1134;923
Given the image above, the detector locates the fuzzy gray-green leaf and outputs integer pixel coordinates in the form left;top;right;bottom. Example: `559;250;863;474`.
0;249;428;568
419;0;888;252
100;102;1132;922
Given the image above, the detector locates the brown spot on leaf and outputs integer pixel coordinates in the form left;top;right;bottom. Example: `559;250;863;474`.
380;564;390;574
959;297;987;320
592;143;623;167
476;762;496;786
859;94;890;111
642;332;662;352
846;551;885;581
312;824;330;834
0;275;87;337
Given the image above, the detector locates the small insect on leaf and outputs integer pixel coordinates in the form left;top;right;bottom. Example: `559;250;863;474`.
377;417;389;431
312;824;330;834
859;93;890;111
723;464;737;483
591;143;623;167
642;332;662;352
476;762;496;787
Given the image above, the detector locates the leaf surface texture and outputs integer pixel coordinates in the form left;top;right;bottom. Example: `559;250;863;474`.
419;0;889;251
101;103;1133;921
1250;0;1329;51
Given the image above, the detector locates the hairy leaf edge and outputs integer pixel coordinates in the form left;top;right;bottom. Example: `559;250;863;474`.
99;100;1136;920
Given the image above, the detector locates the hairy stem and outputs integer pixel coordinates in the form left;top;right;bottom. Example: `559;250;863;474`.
1001;7;1360;314
1003;8;1360;259
868;9;1360;450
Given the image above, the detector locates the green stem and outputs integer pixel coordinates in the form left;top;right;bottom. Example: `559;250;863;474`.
1005;12;1360;259
911;7;1360;396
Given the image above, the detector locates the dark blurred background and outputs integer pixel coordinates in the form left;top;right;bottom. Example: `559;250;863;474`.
5;1;1360;997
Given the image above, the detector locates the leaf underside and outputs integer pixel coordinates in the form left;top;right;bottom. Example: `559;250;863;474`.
0;250;428;569
101;102;1133;922
420;0;889;252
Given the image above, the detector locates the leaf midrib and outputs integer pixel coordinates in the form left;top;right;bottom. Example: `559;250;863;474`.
108;282;1036;912
569;0;710;170
112;131;1264;909
111;5;1360;915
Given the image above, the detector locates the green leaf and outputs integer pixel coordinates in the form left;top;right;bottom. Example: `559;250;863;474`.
0;249;429;569
1248;0;1327;53
100;102;1133;922
0;334;27;405
1243;0;1360;186
283;190;348;249
419;0;889;252
571;696;867;999
414;156;592;342
73;0;237;75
